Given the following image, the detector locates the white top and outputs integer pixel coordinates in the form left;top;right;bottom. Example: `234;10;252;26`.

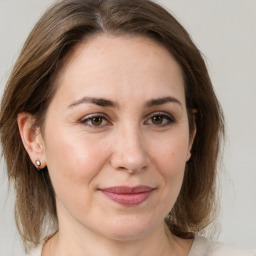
28;235;256;256
188;235;255;256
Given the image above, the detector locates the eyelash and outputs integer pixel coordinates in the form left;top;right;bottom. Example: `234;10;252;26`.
79;112;175;128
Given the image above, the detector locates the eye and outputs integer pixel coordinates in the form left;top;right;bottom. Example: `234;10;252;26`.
90;116;104;126
145;112;174;127
151;115;164;125
80;114;110;128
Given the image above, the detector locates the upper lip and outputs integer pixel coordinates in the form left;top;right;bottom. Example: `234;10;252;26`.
100;186;155;194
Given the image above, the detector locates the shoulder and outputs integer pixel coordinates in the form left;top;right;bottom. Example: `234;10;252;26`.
189;235;256;256
27;232;56;256
27;242;44;256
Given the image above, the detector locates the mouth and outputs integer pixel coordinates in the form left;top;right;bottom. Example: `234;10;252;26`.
99;186;155;206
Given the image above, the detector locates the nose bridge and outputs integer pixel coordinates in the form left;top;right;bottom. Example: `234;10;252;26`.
111;121;147;172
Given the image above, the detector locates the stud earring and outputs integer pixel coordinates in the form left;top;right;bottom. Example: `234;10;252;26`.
35;160;41;170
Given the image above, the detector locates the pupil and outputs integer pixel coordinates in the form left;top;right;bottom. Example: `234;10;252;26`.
153;116;163;124
92;117;102;125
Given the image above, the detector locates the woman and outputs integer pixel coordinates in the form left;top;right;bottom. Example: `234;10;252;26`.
0;0;254;255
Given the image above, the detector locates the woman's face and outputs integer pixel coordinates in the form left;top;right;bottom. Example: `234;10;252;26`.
40;35;194;240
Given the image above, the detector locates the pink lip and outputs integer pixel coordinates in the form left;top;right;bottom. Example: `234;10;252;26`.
100;186;155;206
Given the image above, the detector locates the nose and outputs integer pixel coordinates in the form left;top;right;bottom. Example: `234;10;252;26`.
110;125;148;173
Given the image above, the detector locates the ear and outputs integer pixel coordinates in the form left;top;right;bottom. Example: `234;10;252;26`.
186;109;197;162
17;112;46;170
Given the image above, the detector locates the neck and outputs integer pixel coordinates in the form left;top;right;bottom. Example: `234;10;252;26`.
43;222;192;256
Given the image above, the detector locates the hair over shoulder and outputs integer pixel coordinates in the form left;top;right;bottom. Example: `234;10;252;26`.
0;0;224;251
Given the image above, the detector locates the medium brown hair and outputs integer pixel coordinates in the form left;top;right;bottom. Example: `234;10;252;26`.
0;0;224;250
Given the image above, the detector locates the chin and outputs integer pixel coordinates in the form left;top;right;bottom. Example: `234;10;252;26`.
97;215;158;241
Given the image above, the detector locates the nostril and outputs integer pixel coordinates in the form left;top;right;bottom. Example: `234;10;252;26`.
110;152;148;173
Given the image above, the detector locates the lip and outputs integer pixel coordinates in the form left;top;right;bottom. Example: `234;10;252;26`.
99;186;155;206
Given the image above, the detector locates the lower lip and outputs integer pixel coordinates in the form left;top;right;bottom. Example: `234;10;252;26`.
101;190;153;206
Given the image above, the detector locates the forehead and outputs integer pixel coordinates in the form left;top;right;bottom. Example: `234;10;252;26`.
53;35;185;106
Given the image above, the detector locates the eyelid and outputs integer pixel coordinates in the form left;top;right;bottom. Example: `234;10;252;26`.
80;112;108;121
147;111;174;120
147;111;174;118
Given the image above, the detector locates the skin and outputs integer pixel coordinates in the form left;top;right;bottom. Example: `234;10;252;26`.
18;35;195;256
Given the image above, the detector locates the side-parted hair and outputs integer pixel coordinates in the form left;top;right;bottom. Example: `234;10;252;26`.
0;0;224;251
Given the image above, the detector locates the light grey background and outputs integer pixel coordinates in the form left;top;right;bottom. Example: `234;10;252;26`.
0;0;255;255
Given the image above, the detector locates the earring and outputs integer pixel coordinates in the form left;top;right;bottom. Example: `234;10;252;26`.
35;160;41;170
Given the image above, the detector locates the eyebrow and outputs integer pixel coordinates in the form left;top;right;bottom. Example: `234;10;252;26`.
145;96;182;108
68;96;119;108
68;96;182;109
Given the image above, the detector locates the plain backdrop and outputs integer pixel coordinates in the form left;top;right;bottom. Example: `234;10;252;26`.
0;0;255;255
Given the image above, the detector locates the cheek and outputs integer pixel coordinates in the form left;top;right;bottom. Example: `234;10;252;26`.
42;129;113;221
152;132;189;173
160;147;187;192
150;131;189;200
43;125;110;196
